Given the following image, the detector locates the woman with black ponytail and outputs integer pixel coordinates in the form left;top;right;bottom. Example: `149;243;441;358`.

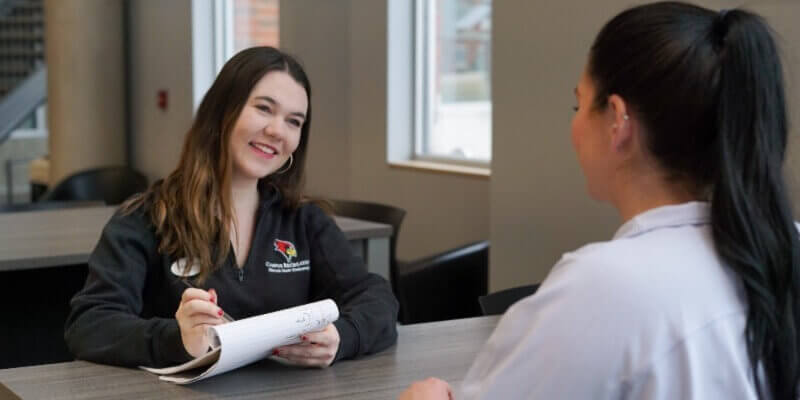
399;2;799;399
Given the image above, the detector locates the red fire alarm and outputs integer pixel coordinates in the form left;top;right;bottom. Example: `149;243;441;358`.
157;90;168;110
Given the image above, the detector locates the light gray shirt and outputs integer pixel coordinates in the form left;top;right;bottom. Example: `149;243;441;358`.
461;202;759;399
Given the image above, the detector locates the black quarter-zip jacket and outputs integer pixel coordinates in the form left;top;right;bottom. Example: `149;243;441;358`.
64;190;399;368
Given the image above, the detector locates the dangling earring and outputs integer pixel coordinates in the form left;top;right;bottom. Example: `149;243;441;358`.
275;154;294;174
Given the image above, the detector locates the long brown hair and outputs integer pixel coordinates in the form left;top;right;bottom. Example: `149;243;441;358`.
124;47;313;283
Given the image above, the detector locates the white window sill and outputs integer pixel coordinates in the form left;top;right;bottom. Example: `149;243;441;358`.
388;160;490;178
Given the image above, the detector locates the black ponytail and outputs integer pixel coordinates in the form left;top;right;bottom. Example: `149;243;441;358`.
590;3;799;398
711;10;799;399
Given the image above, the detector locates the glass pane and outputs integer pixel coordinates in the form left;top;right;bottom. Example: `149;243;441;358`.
422;0;491;162
233;0;280;52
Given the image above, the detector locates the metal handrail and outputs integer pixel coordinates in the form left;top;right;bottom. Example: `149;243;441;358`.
0;66;47;147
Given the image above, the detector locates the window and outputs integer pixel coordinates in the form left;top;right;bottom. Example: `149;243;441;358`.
416;0;492;165
195;0;279;110
211;0;280;74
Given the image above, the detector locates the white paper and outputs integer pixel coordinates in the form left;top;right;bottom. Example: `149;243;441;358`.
141;299;339;384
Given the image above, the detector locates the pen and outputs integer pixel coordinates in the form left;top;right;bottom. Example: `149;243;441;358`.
181;279;236;323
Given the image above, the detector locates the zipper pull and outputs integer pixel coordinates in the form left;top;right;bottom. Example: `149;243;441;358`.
238;268;244;282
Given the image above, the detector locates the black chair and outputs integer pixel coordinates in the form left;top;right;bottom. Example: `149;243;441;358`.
328;199;406;294
1;263;89;368
0;200;104;213
329;199;488;324
478;283;540;316
396;241;489;324
39;166;148;205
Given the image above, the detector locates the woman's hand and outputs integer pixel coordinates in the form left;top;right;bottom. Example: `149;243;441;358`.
274;323;341;367
175;288;225;358
398;378;454;400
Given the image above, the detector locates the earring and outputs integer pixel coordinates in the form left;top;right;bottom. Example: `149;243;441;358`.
613;114;629;130
275;154;294;174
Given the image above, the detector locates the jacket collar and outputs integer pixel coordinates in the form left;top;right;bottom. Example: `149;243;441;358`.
613;201;710;240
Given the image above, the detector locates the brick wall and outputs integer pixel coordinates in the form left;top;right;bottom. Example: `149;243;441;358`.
234;0;279;51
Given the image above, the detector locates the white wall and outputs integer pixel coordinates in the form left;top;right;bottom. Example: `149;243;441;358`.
489;0;800;291
128;0;194;183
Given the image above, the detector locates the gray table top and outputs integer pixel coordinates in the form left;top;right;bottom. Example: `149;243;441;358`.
0;206;392;272
0;316;499;400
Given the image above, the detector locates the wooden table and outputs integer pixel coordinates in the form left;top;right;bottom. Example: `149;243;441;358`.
0;205;392;278
0;316;500;399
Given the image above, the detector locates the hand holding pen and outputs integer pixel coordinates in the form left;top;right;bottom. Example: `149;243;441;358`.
181;280;235;322
175;283;234;358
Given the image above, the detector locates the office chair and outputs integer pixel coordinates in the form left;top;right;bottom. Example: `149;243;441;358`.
39;166;148;205
1;263;89;368
328;199;406;292
397;240;489;324
329;199;489;324
478;283;540;316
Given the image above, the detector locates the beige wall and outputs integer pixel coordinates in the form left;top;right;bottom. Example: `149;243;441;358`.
280;0;352;200
44;0;126;184
282;0;490;261
489;0;800;291
128;0;194;183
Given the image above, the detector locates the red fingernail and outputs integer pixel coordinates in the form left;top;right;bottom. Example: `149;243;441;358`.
272;349;279;355
210;295;216;303
218;309;223;317
301;335;307;341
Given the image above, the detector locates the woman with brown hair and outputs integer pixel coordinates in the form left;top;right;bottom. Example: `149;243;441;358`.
64;47;398;368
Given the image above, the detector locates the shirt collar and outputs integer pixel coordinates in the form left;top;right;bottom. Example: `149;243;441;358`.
612;201;710;240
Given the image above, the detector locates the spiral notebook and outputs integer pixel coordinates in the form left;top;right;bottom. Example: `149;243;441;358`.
141;299;339;384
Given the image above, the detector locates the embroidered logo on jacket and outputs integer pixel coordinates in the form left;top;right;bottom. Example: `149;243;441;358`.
273;239;298;262
267;238;309;273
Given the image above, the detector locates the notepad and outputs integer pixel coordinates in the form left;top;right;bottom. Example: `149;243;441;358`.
141;299;339;384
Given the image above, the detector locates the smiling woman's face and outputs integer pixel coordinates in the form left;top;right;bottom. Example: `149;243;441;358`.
229;70;308;183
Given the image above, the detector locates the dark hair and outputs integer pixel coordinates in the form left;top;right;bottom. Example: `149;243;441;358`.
124;46;313;282
590;2;799;398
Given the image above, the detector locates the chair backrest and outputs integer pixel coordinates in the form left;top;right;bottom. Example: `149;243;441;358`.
40;166;148;205
328;199;406;291
478;284;540;316
398;240;489;324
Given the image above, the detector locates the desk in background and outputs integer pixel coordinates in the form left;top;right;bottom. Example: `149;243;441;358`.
0;316;500;399
0;205;393;278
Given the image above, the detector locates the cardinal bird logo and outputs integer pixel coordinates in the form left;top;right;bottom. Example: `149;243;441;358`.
273;239;298;262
